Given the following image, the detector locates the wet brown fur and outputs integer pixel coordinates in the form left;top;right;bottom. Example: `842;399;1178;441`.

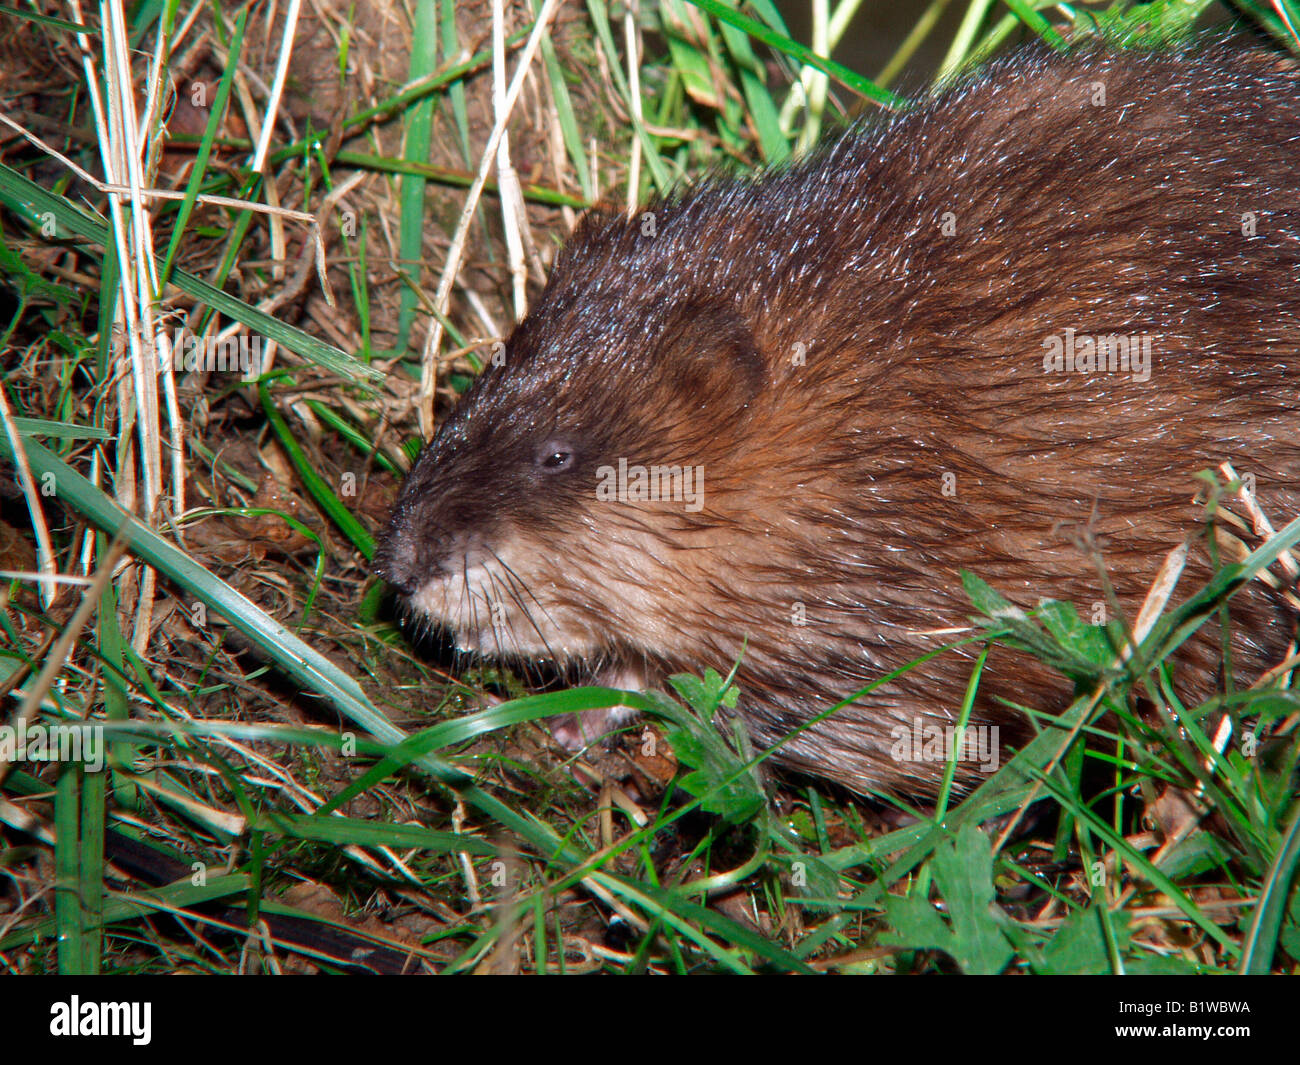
374;44;1300;797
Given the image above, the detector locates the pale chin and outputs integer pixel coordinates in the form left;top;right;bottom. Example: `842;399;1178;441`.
450;627;600;660
406;577;596;661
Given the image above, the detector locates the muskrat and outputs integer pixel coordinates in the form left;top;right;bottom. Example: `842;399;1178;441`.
373;43;1300;798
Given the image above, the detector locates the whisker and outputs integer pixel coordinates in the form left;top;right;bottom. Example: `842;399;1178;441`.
493;550;561;665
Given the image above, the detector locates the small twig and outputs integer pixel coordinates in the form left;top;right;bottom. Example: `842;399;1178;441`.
248;0;303;174
0;112;316;224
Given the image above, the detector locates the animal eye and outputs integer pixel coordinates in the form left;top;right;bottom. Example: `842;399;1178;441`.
536;439;575;472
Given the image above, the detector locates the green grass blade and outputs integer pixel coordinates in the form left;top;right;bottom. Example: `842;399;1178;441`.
79;766;106;973
1239;804;1300;973
0;162;379;384
258;377;374;557
0;874;252;952
0;3;89;32
685;0;904;109
395;0;440;352
585;0;674;193
255;811;499;854
157;8;249;291
534;0;593;199
53;767;85;972
11;417;111;440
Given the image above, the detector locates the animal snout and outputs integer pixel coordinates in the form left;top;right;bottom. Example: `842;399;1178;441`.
372;521;427;595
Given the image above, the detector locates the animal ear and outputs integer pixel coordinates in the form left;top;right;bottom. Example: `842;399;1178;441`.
658;302;766;412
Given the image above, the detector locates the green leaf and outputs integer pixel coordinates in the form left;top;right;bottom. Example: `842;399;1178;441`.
650;669;766;825
1037;903;1131;975
883;823;1014;974
960;571;1111;683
